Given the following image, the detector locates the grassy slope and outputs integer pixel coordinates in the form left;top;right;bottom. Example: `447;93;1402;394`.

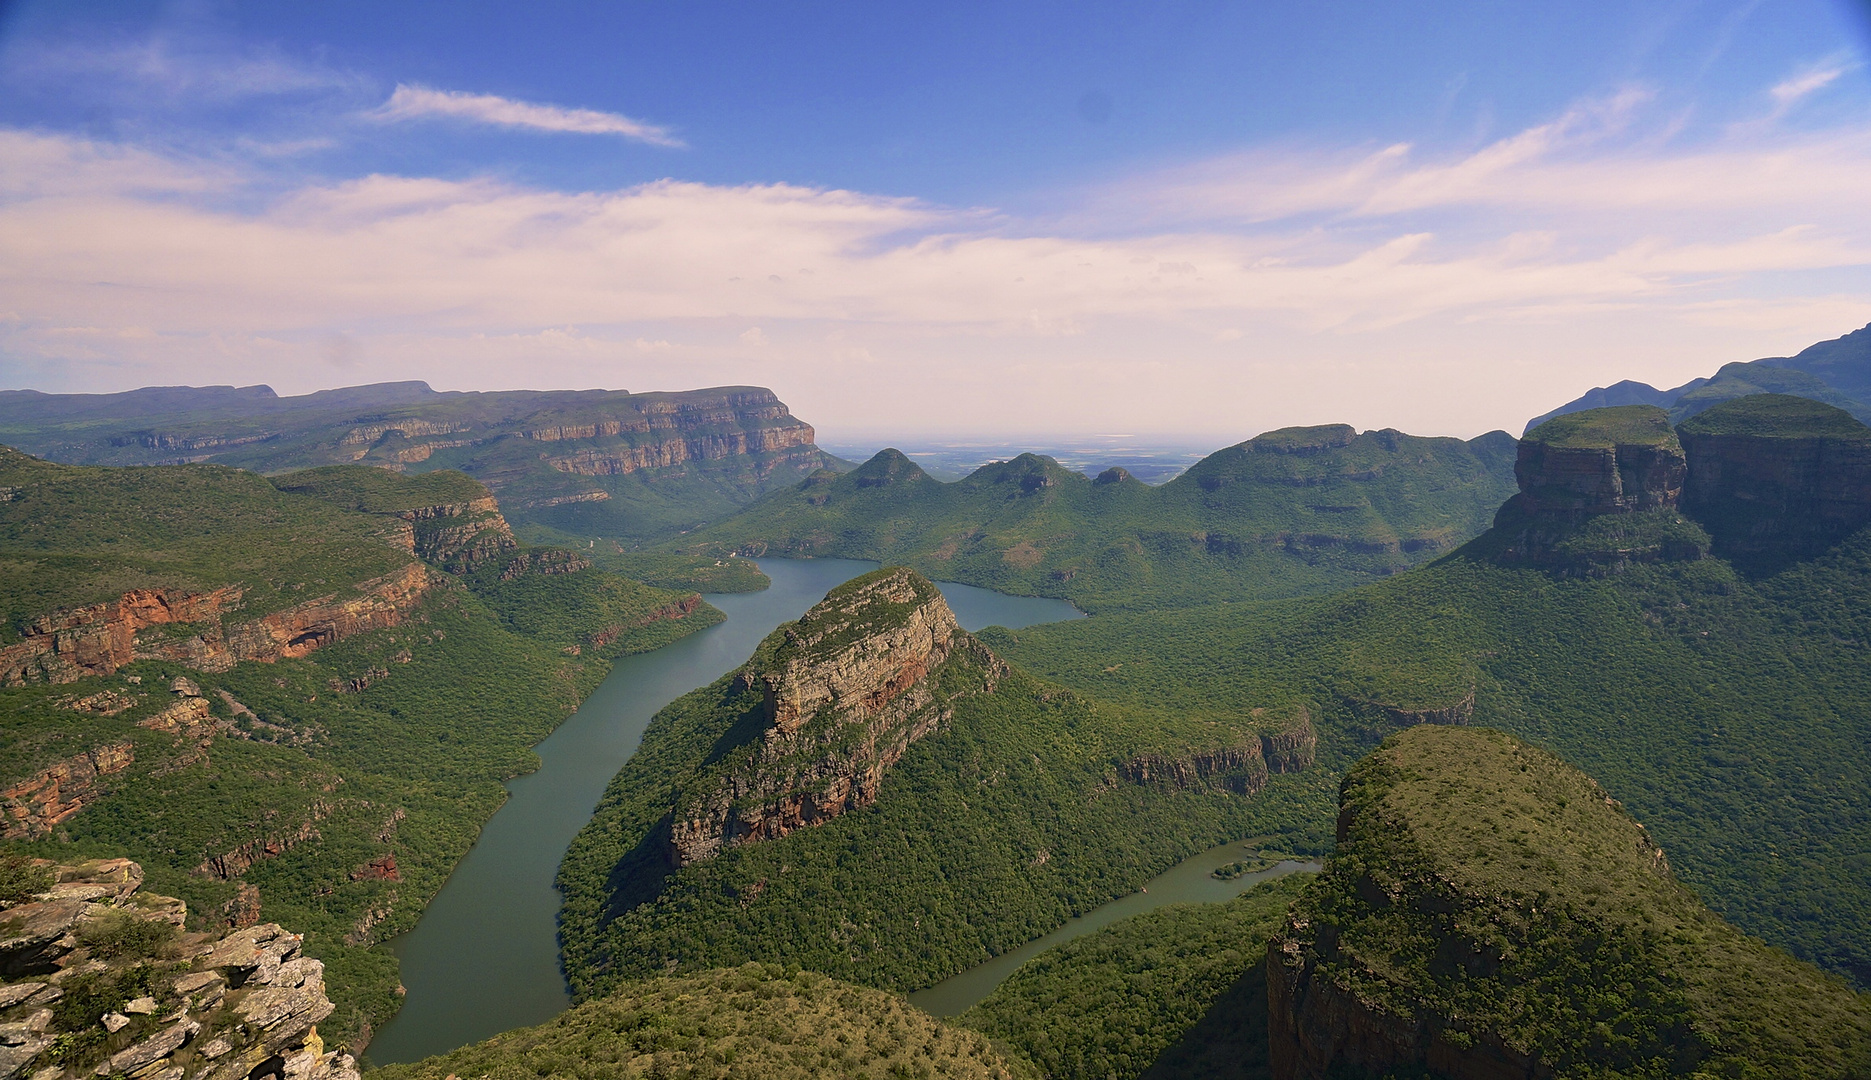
368;965;1035;1080
0;456;717;1048
988;534;1871;988
668;426;1518;613
558;628;1335;1002
962;873;1313;1080
1294;726;1871;1077
0;448;412;637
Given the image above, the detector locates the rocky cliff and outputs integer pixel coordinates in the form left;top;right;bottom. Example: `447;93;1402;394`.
1677;394;1871;560
1510;405;1685;516
1265;726;1871;1079
1489;405;1709;572
667;567;1005;866
0;564;432;687
0;857;357;1080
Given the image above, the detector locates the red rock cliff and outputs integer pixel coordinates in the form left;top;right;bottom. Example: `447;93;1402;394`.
668;567;1004;866
0;563;432;686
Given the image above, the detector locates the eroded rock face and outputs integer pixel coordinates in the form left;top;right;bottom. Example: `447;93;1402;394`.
1677;394;1871;559
397;496;517;572
668;568;1005;866
0;859;357;1080
0;564;432;687
0;744;135;840
1512;405;1685;516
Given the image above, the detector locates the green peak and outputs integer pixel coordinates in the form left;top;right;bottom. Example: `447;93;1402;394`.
1677;393;1871;440
1246;423;1357;453
849;448;928;486
1523;403;1677;450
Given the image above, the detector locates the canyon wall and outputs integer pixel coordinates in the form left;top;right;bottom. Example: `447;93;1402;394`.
668;567;1005;866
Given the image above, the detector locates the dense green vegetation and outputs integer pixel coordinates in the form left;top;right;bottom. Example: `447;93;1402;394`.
1522;403;1678;447
667;425;1517;613
991;529;1871;988
1287;727;1871;1077
0;448;412;635
962;873;1313;1080
1676;391;1871;440
558;621;1335;1002
371;965;1034;1080
0;452;719;1050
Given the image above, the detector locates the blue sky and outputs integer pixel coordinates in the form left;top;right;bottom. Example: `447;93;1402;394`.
1;1;1868;440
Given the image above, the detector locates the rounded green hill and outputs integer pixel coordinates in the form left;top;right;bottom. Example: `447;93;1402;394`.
1676;392;1871;440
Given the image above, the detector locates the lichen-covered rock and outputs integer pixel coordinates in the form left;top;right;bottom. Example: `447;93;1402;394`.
668;567;1005;865
0;859;354;1080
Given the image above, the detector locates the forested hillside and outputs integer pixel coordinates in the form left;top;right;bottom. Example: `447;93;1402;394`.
0;453;719;1048
669;424;1517;612
0;383;839;542
991;402;1871;988
557;569;1334;1002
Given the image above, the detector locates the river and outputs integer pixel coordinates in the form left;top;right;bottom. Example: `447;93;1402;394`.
366;558;1083;1065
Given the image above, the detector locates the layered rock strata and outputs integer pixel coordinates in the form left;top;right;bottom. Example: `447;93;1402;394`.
0;858;358;1080
668;567;1005;866
396;496;516;572
1511;405;1685;516
0;744;135;840
1677;394;1871;558
0;564;431;687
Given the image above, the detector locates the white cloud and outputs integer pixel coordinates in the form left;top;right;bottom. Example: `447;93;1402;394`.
1;88;1868;439
372;84;684;147
1770;59;1851;108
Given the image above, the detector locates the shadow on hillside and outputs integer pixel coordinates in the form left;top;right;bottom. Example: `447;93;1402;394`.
599;817;677;925
1138;961;1270;1080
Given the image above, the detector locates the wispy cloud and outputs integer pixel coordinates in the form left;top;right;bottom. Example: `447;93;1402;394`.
1;81;1867;438
372;84;684;147
1770;57;1853;108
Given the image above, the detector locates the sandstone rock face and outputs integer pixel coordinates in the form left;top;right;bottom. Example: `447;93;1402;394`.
1259;707;1319;773
543;424;819;478
1120;744;1269;795
397;496;517;572
0;564;431;687
668;568;1005;866
1677;394;1871;559
1513;406;1685;516
0;744;135;840
0;859;356;1080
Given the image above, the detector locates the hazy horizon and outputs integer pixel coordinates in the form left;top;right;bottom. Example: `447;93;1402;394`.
2;1;1868;439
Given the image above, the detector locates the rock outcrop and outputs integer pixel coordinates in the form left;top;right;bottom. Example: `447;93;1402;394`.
0;858;358;1080
668;568;1005;866
1510;405;1685;516
1489;405;1708;572
1265;726;1871;1079
396;496;516;573
1677;393;1871;560
0;744;135;840
0;564;432;687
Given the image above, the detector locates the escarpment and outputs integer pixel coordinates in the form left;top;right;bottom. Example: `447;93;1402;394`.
1676;394;1871;559
667;567;1005;866
1511;405;1686;516
0;857;358;1080
1489;396;1871;571
1266;727;1871;1079
0;564;432;687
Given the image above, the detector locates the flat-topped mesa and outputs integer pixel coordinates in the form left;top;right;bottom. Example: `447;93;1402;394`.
668;568;1005;866
1512;404;1685;516
1677;394;1871;559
